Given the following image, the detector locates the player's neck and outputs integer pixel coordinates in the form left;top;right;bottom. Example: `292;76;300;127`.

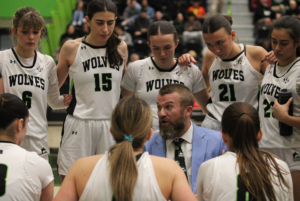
86;34;107;47
0;135;17;145
225;43;241;60
154;58;176;70
15;46;35;59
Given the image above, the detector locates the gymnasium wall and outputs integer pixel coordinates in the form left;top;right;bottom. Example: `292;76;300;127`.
0;0;58;18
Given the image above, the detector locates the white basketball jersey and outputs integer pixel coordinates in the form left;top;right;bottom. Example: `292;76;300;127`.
0;142;53;201
207;44;262;121
67;39;124;119
0;49;58;152
79;152;167;201
259;59;300;148
197;152;293;201
122;57;206;132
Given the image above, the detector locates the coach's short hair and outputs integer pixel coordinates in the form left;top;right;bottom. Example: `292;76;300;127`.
158;84;194;108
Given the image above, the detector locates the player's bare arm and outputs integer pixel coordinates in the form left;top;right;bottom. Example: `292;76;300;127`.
57;39;81;88
117;40;128;77
202;50;216;91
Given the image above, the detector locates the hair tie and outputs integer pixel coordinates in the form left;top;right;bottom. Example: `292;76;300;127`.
239;113;247;117
124;134;134;144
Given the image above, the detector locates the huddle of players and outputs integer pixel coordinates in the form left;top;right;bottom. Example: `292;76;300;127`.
0;0;299;200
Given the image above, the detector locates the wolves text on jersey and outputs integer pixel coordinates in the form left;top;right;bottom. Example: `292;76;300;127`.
146;79;184;92
212;69;244;81
82;56;120;72
9;74;45;90
260;83;281;99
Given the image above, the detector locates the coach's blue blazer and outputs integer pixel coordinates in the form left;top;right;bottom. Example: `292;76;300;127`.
144;122;227;194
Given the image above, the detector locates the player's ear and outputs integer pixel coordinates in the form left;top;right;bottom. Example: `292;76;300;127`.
257;129;263;142
146;128;152;141
221;130;229;144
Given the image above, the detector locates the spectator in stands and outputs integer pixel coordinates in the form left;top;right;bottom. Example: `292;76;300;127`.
133;8;151;39
184;12;201;32
127;53;140;68
147;0;174;20
122;0;141;26
53;38;71;63
140;0;155;20
173;13;185;36
286;0;300;17
152;10;164;22
172;0;188;20
72;0;85;26
115;24;133;57
60;24;78;46
115;25;133;47
210;0;224;15
187;0;206;21
270;0;288;14
250;0;271;11
253;0;277;51
182;12;202;50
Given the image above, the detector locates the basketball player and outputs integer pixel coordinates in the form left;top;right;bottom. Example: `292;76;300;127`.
197;102;293;201
178;14;269;131
0;93;54;201
259;15;300;200
121;21;209;133
54;97;196;201
0;7;72;160
56;0;127;181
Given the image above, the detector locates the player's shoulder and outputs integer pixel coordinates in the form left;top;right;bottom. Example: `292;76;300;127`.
150;154;181;173
129;57;150;69
246;44;267;58
62;38;82;52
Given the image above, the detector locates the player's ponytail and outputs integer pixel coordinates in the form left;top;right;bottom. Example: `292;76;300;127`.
109;97;152;201
0;93;29;131
86;0;123;66
273;15;300;57
222;102;289;201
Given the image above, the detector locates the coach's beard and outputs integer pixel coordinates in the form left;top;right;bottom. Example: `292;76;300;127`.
159;112;186;141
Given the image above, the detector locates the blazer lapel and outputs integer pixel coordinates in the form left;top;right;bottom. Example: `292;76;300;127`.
152;135;166;157
191;123;207;193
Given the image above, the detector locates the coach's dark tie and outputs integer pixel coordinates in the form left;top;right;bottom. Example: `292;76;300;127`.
173;138;188;180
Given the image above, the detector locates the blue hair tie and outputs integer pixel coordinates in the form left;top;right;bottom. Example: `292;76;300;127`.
124;134;134;144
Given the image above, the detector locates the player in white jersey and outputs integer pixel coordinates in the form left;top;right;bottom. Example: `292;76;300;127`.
259;16;300;200
197;102;293;201
56;0;127;181
0;7;71;160
0;93;54;201
54;97;196;201
121;21;209;132
178;14;269;130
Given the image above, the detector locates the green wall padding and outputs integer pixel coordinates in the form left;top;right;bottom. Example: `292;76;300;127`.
0;0;58;18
